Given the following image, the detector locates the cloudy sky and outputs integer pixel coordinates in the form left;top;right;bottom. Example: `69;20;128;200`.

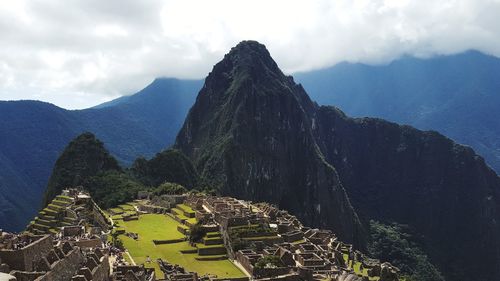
1;0;499;109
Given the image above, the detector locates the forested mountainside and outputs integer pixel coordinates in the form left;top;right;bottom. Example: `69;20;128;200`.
43;132;198;210
175;41;500;281
295;51;500;174
0;78;201;231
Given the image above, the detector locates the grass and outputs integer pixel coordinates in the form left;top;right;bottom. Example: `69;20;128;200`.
349;258;380;281
206;231;221;237
119;204;135;211
173;211;198;225
177;204;195;213
110;208;124;214
118;214;245;279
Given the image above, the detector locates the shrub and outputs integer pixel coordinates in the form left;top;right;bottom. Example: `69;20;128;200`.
255;255;283;269
154;182;187;195
189;222;207;243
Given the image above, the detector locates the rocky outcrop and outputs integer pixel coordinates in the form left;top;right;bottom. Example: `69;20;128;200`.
175;41;365;246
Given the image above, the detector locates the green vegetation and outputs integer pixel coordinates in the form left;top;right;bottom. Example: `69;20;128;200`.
117;213;244;279
255;255;283;269
43;132;121;205
87;171;145;209
153;182;187;195
232;238;251;251
131;149;199;188
368;221;444;281
189;222;207;243
43;133;205;214
228;223;275;239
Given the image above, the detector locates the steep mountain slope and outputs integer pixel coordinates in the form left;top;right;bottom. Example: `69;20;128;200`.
0;78;201;231
80;78;203;162
175;41;500;281
175;41;365;246
314;107;500;281
43;132;121;204
42;132;147;210
0;101;83;231
43;133;198;210
131;149;199;189
294;51;500;173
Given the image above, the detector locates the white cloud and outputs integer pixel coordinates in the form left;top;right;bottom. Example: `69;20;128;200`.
0;0;499;109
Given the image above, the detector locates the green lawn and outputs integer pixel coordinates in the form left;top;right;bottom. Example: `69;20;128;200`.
119;204;136;211
177;204;195;213
118;214;245;279
349;258;380;281
110;208;124;214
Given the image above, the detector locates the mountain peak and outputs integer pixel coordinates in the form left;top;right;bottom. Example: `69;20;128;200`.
209;40;284;83
175;41;365;246
226;40;272;61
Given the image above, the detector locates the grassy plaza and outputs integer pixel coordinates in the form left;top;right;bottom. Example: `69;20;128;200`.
115;213;245;279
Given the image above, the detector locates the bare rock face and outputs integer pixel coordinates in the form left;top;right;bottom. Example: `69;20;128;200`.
379;263;399;281
175;41;500;280
175;41;365;245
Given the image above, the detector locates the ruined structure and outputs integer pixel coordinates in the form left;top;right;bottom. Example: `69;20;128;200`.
136;193;400;281
0;232;109;281
26;188;110;236
1;188;398;281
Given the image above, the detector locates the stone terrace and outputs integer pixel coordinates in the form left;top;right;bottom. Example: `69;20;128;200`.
177;195;400;281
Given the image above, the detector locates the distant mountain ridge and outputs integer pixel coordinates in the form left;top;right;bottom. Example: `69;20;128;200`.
295;50;500;173
0;78;201;231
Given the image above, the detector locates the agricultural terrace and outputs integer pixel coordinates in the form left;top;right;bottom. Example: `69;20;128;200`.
110;204;245;279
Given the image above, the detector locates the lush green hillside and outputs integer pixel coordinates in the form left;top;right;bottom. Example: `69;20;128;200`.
295;51;500;173
131;149;199;189
43;133;197;210
43;132;121;204
0;78;202;231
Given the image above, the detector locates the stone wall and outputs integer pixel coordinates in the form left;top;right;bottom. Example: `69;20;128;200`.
197;246;227;256
91;254;110;281
91;200;110;231
73;239;101;249
211;277;249;281
36;247;85;281
0;235;53;271
11;271;45;281
253;267;293;278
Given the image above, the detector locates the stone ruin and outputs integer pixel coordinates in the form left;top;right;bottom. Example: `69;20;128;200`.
0;232;110;281
111;265;155;281
168;194;401;281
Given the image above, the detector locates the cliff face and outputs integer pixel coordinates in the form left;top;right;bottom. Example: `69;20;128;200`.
175;41;500;280
314;107;500;281
175;41;365;245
